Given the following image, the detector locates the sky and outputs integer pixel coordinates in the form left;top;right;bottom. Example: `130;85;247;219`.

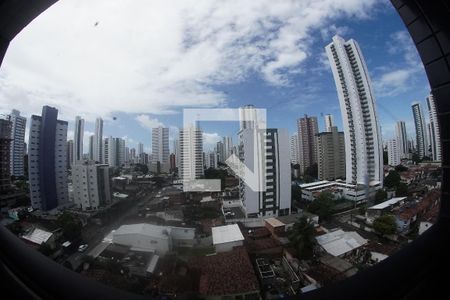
0;0;431;152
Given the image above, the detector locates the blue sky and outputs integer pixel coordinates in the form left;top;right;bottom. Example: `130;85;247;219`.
0;0;430;152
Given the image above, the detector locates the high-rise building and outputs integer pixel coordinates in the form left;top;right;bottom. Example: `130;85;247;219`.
173;139;180;168
103;136;124;167
125;147;130;164
28;106;68;211
73;116;84;164
137;142;144;164
324;114;334;132
297;115;319;175
216;141;225;163
223;136;233;160
205;151;217;169
94;117;103;163
9;110;26;177
152;127;169;163
130;148;136;163
426;94;441;161
179;125;204;181
0;116;12;195
317;126;345;181
169;153;176;172
387;139;401;166
72;161;111;211
88;135;94;161
67;140;74;169
239;127;291;217
412;102;428;159
290;134;299;165
326;35;383;186
395;121;408;159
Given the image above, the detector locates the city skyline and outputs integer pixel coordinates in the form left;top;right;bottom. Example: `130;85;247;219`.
0;1;431;150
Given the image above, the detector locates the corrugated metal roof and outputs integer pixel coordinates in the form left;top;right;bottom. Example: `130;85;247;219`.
212;224;244;245
316;230;367;257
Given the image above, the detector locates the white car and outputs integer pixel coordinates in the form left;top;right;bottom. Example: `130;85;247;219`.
78;244;88;252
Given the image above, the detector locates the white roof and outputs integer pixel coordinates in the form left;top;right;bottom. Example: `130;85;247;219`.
299;181;330;189
114;223;171;240
315;229;367;257
22;228;53;245
212;224;244;245
368;197;406;210
200;196;215;203
113;192;128;198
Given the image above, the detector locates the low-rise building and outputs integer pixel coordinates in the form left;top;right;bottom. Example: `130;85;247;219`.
300;180;381;202
366;197;406;220
212;224;244;253
315;229;367;258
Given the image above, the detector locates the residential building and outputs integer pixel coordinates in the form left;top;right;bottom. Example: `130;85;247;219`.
9;109;26;177
66;140;74;169
326;35;383;186
179;125;204;182
223;136;233;160
316;229;367;257
88;135;94;160
73;116;84;165
297;115;319;174
317;126;345;180
173;139;180;168
72;161;112;210
28;106;68;211
239;126;291;217
152;126;169;164
426;94;441;161
137;142;144;164
290;134;299;165
216;140;224;163
212;224;244;252
93;118;103;163
169;153;176;172
395;121;408;159
387;139;401;166
412;102;428;159
130;148;136;163
0;116;12;194
205;151;217;169
324;114;334;132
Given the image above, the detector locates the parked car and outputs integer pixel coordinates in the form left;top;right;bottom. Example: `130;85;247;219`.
78;244;88;252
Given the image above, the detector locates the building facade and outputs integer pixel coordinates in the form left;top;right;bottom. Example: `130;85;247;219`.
326;35;383;186
73;116;84;165
0;116;12;195
28;106;68;211
395;121;408;159
94;117;103;163
152;127;169;164
290;134;299;165
297;115;319;175
9;110;26;177
426;94;441;161
387;139;401;166
179;125;204;181
412;102;428;159
324;114;334;132
72;161;111;210
317;126;346;180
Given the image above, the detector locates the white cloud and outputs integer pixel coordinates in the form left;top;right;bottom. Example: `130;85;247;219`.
135;114;165;129
203;132;221;148
0;0;379;120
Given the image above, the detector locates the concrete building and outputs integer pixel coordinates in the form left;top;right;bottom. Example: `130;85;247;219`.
290;134;299;165
28;106;68;211
94;117;103;163
169;153;176;172
130;147;136;164
324;114;334;132
73;116;84;165
223;136;233;160
152;127;169;164
216;140;224;163
205;151;217;169
72;161;111;210
212;224;244;253
387;139;401;166
297;115;319;175
395;121;408;159
239;127;291;217
326;35;383;187
66;140;74;169
316;229;367;257
426;94;441;161
300;180;381;202
173;139;180;168
317;126;345;181
9;109;26;177
179;125;204;181
0;116;12;195
412;102;428;159
88;135;94;160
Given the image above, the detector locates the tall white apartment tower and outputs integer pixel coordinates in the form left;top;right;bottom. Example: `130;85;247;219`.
94;117;103;163
28;106;68;211
324;114;334;132
326;35;383;187
152;127;169;163
426;94;441;161
395;121;408;159
290;134;299;165
73;116;84;165
387;139;401;166
412;102;428;159
179;125;204;181
223;136;233;160
9;109;26;177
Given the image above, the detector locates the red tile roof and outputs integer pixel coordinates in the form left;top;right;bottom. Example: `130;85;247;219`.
189;248;259;296
397;190;440;221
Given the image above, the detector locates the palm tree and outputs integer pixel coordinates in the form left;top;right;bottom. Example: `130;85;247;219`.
288;216;316;260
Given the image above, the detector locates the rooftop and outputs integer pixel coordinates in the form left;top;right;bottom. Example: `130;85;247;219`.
316;229;367;257
212;224;244;245
21;227;53;245
265;217;285;227
114;223;171;240
368;197;406;210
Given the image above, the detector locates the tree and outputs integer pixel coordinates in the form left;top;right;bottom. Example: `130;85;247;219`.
288;216;316;260
396;182;408;197
307;191;335;222
384;170;401;189
57;212;82;241
134;163;148;174
373;215;397;236
412;153;421;164
374;189;388;204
